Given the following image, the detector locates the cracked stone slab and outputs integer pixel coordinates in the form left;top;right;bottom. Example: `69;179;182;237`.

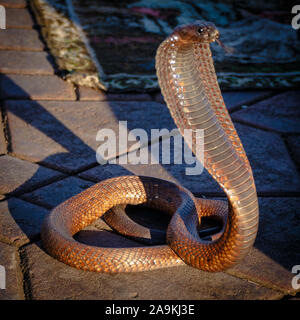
0;0;26;8
0;51;54;75
0;74;76;100
79;122;300;195
155;90;272;111
5;100;176;173
0;29;43;51
21;176;94;209
226;197;300;296
6;8;34;29
21;242;281;300
0;198;48;246
0;242;24;300
0;155;65;198
232;91;300;134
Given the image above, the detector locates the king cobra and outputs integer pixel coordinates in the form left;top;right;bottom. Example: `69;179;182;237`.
41;21;259;273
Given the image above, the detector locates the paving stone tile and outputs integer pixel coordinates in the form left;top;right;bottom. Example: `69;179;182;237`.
6;8;34;29
77;87;106;101
0;0;26;8
0;155;65;197
223;91;273;111
79;122;300;195
0;74;76;100
287;135;300;168
5;100;176;173
21;242;281;300
232;91;300;133
0;242;24;300
154;90;272;111
107;93;152;101
0;29;43;51
0;198;48;246
21;176;94;209
226;197;300;296
78;86;152;101
235;123;300;194
0;51;54;75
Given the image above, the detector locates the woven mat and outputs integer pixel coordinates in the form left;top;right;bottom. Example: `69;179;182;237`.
32;0;300;92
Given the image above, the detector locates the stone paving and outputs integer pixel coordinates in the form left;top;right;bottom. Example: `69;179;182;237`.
0;1;299;300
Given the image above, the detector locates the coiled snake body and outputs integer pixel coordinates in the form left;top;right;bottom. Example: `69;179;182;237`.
41;21;259;273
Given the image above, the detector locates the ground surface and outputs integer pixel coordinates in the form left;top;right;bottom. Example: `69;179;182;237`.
0;0;299;300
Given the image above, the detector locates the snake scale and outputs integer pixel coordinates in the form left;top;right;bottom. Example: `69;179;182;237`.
41;21;259;273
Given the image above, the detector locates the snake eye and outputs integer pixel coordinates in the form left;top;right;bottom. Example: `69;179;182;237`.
198;28;204;34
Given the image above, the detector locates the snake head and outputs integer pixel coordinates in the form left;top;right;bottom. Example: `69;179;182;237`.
171;21;220;44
